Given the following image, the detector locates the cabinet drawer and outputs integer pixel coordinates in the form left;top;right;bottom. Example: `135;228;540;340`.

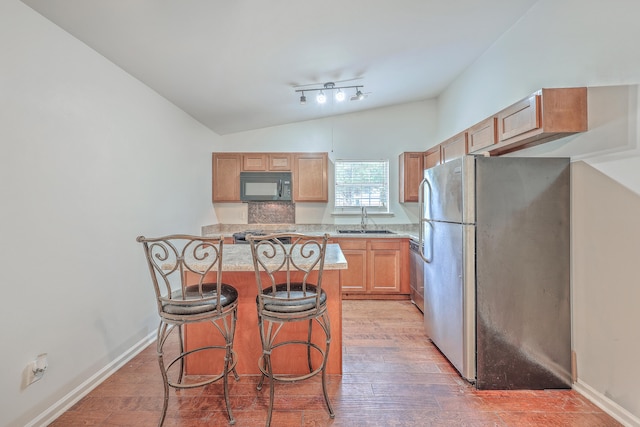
336;239;367;250
369;240;401;251
498;95;541;141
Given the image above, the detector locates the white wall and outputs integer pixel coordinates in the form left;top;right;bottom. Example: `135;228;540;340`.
0;2;219;426
436;1;640;424
7;0;640;425
216;100;437;225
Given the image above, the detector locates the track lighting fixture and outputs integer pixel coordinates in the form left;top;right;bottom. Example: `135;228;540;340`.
294;81;366;105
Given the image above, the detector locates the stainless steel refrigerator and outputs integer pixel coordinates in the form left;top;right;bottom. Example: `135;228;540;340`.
418;155;572;390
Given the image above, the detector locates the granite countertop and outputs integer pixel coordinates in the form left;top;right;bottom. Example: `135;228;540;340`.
165;243;347;272
202;223;419;242
221;243;347;271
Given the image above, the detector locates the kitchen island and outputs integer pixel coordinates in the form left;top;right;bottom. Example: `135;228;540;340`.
184;243;347;375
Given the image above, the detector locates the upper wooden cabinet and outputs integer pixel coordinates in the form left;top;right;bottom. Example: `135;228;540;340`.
241;153;291;171
212;153;241;202
399;152;423;203
468;117;498;153
424;145;441;169
213;151;327;203
241;153;267;171
441;132;468;163
492;87;587;155
499;95;540;141
421;87;587;161
293;152;328;202
267;153;292;171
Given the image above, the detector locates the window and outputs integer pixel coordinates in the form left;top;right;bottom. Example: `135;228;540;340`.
334;160;389;211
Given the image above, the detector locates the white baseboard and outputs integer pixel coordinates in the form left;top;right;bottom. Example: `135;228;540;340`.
573;380;640;427
24;337;640;427
25;331;156;427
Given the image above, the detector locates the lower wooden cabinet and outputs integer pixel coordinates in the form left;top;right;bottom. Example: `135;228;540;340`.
336;238;409;299
338;239;368;293
369;240;403;293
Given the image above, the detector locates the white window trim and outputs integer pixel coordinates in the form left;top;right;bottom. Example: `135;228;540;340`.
333;158;391;214
330;210;395;217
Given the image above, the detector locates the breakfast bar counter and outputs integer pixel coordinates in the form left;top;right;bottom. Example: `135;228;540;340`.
184;243;347;375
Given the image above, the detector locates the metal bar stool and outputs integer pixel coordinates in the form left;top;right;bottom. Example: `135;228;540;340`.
247;232;334;427
137;235;239;426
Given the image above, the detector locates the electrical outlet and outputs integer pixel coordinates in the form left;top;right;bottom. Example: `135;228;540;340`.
25;353;48;386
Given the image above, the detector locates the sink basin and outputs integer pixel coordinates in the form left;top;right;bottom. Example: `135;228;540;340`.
337;229;395;234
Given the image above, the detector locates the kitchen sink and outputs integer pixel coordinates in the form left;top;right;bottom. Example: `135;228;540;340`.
337;229;395;234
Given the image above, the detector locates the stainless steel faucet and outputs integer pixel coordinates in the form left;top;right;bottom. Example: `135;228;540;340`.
361;206;367;230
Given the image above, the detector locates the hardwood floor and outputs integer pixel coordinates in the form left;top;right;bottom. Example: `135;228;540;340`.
51;300;622;426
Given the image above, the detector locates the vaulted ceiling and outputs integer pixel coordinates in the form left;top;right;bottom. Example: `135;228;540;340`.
21;0;538;135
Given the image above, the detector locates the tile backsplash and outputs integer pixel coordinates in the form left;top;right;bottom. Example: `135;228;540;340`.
248;201;295;224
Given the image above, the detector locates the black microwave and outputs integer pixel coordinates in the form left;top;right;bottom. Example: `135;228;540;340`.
240;172;292;201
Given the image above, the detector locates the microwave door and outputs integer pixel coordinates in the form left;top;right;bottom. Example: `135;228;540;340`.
245;182;277;199
240;172;292;201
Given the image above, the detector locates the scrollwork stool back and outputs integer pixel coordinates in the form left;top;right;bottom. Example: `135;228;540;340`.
137;234;239;426
248;232;334;427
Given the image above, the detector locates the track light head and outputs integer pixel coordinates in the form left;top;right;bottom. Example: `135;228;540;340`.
294;81;366;105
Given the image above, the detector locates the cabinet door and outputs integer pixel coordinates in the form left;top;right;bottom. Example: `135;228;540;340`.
498;95;541;141
441;132;468;163
368;240;401;293
268;153;292;171
212;153;241;202
399;152;423;203
424;146;441;169
293;152;328;202
337;239;367;293
468;117;497;153
242;153;267;171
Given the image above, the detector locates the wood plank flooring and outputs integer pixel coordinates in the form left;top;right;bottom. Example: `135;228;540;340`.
51;300;622;426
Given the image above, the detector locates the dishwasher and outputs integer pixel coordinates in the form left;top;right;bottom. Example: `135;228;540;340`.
409;239;425;313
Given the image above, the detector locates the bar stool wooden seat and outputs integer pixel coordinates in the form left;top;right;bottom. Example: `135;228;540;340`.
137;235;239;426
247;232;334;427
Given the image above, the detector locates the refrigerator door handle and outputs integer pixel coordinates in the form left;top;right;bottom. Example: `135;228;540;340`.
418;177;433;263
418;177;425;242
420;220;434;263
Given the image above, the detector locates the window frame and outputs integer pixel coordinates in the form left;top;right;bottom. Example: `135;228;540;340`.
333;159;390;213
